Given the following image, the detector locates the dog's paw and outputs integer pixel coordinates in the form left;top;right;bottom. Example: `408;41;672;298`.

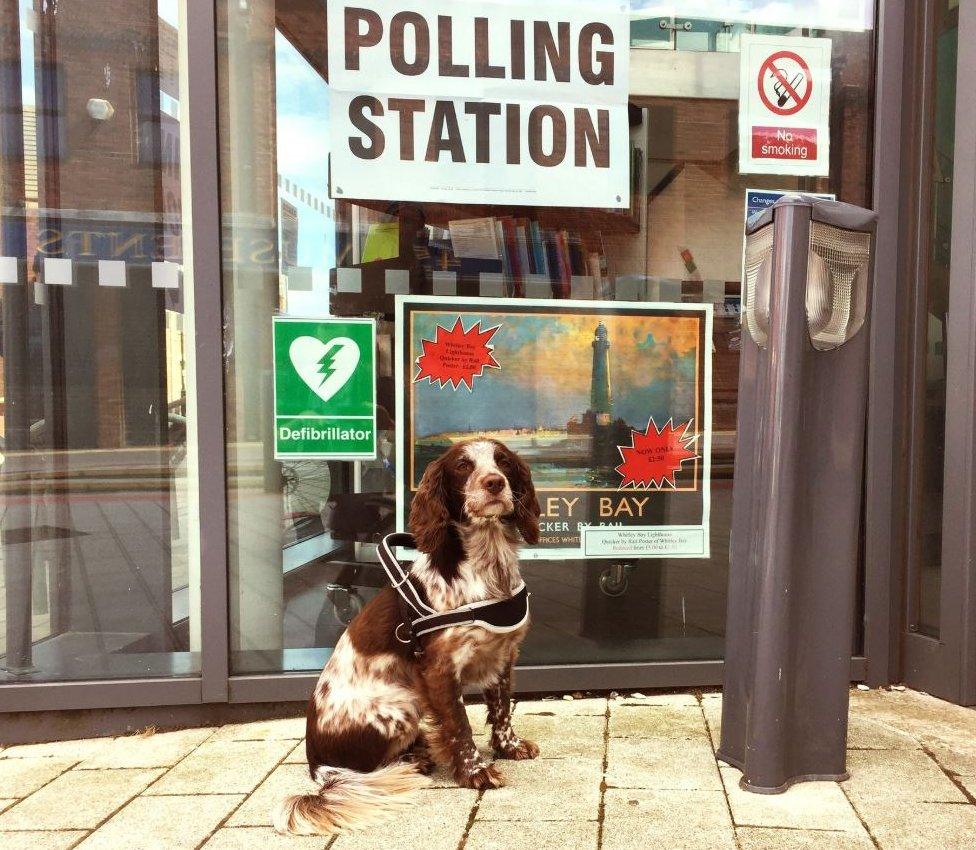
494;737;540;761
457;762;506;790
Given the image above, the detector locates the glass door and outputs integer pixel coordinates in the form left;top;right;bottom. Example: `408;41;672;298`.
215;0;876;684
903;0;976;704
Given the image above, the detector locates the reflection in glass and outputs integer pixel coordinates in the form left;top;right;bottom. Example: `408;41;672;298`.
0;0;198;681
219;1;875;673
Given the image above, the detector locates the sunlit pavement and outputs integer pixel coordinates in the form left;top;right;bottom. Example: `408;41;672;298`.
0;687;974;849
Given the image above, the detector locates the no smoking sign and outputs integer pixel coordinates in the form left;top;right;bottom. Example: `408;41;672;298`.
739;34;831;176
758;51;812;116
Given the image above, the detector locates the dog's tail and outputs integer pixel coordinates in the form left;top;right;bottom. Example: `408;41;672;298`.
273;761;430;836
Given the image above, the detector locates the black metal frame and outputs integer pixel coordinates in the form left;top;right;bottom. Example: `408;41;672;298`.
0;0;930;723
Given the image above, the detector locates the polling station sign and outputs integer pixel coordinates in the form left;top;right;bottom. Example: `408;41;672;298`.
738;34;832;177
326;1;630;208
273;316;377;460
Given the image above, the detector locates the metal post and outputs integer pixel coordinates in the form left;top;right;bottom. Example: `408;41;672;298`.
718;196;878;792
1;0;34;674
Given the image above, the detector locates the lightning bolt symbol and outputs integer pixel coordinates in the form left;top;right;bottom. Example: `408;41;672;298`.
315;351;340;388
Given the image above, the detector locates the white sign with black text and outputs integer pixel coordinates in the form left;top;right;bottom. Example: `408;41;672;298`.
738;34;832;177
326;0;630;208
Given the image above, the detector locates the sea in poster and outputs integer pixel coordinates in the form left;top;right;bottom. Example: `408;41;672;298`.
395;296;713;559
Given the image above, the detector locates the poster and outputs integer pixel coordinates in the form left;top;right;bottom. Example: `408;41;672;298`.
326;0;630;208
272;316;377;460
738;34;832;177
396;296;712;559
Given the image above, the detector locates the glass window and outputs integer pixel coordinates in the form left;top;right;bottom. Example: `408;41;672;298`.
0;0;199;681
911;0;957;638
218;1;876;674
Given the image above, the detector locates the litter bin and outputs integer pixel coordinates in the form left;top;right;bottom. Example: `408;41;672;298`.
717;195;878;793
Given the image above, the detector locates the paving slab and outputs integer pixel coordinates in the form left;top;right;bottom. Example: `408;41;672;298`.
466;817;598;850
0;737;115;761
466;702;492;734
605;734;722;791
144;739;293;796
227;763;318;827
202;826;330;849
74;792;244;850
514;698;608;717
603;788;735;850
853;800;976;850
702;701;722;750
0;767;161;830
846;715;920;751
0;757;76;797
608;704;708;739
208;716;306;743
736;827;875;849
330;787;476;850
474;757;602;821
843;749;968;804
921;738;976;777
0;831;89;850
79;727;216;770
850;689;976;750
957;775;976;799
509;713;605;758
602;789;735;850
615;692;700;707
284;740;307;764
720;766;864;832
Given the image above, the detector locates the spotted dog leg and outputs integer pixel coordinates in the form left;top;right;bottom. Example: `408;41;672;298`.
484;661;540;761
422;660;505;790
402;731;435;775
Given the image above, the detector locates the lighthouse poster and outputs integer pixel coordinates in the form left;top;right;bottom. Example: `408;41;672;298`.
395;296;713;559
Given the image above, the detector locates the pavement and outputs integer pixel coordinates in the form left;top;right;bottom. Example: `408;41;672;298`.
0;687;974;849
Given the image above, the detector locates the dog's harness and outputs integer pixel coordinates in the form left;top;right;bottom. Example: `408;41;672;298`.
378;532;530;658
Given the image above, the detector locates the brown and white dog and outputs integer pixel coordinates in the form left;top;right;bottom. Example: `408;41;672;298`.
275;438;542;836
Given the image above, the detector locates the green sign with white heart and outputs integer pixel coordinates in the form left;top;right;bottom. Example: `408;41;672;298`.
272;316;376;459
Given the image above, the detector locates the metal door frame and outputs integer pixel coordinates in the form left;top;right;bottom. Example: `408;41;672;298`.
899;0;976;705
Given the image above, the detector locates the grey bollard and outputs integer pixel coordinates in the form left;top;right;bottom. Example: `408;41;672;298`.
717;195;878;793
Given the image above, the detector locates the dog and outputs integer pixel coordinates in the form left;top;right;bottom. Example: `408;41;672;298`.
275;438;542;836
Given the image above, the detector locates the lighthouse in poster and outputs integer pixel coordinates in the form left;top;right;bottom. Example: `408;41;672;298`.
591;322;613;427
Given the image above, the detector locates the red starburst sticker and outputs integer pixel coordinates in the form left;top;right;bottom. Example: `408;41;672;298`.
615;418;699;489
414;318;501;390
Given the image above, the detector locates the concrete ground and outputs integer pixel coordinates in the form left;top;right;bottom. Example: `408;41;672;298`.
0;688;974;849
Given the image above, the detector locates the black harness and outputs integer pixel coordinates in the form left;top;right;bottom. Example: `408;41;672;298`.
378;532;530;658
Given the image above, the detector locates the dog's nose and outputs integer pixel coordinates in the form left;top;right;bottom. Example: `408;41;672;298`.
483;474;505;495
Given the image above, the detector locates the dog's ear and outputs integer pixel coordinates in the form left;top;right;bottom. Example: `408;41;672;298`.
511;452;541;545
409;457;449;553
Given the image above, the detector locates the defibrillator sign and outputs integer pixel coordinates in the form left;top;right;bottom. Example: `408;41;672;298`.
273;316;377;460
739;34;831;176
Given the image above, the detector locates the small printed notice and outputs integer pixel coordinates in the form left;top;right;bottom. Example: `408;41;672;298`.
582;526;708;558
449;218;502;260
739;34;832;176
273;316;377;460
396;296;712;559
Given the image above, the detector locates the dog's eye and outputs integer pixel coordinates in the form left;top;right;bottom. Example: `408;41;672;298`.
495;453;511;468
456;459;473;473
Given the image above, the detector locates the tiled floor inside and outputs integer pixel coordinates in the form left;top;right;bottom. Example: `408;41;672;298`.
1;687;974;849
